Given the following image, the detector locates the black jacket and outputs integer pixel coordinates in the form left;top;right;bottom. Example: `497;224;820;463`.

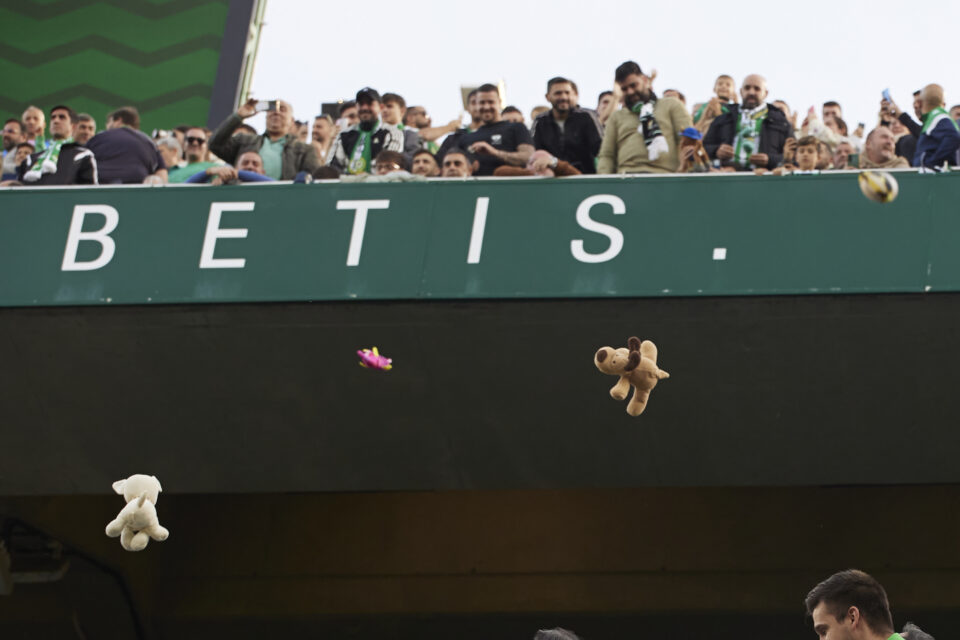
530;107;604;174
17;143;98;185
328;123;405;173
703;103;794;169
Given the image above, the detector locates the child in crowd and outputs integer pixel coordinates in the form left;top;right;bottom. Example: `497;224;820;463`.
769;135;820;175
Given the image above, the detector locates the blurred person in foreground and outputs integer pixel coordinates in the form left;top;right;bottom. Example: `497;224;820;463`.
210;98;318;180
597;60;691;174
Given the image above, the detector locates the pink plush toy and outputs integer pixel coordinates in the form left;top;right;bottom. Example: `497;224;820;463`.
594;336;670;416
357;346;393;371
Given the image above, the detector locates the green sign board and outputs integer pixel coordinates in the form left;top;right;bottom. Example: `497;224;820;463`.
1;172;958;307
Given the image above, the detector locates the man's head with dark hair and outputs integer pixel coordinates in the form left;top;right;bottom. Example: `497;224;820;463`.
75;113;96;144
107;106;140;130
233;123;258;137
404;105;430;128
381;93;406;110
475;84;502;125
411;149;439;177
14;141;34;165
501;105;523;124
237;150;264;175
822;101;842;124
441;148;477;177
373;149;408;175
49;105;77;141
912;90;923;120
546;77;577;117
805;569;894;640
2;119;24;151
355;88;381;126
950;104;960;120
614;61;652;108
312;165;341;180
795;135;820;171
339;100;359;127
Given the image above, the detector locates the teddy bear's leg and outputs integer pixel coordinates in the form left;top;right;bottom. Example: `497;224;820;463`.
145;523;169;542
129;531;150;552
626;388;650;416
609;375;631;400
105;517;124;538
639;340;658;364
120;528;136;551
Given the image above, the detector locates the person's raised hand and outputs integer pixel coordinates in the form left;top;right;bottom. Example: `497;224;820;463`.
680;146;695;161
881;99;901;117
716;143;735;160
237;98;258;119
783;137;797;161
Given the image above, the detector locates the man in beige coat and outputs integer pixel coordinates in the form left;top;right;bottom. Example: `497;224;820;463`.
597;60;692;174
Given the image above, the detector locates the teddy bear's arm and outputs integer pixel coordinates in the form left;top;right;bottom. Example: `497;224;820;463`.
105;517;125;537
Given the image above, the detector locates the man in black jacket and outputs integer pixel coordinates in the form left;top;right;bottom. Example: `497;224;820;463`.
703;74;794;171
531;76;604;174
18;105;97;185
327;87;405;175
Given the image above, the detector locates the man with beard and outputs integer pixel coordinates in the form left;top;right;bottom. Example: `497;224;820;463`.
209;98;318;180
411;149;440;177
859;126;910;169
703;74;793;171
18;105;97;185
74;114;96;145
327;87;405;175
437;84;533;176
597;61;692;174
531;76;604;174
2;119;25;179
403;106;460;154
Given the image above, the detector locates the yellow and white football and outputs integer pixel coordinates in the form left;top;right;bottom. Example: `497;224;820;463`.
858;170;899;203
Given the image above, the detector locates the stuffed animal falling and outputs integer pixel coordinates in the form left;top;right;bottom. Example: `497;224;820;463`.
105;474;169;551
594;336;670;416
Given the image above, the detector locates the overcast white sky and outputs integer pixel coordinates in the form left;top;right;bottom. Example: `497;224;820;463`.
247;0;960;133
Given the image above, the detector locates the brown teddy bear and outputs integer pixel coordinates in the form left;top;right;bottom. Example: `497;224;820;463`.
594;337;670;416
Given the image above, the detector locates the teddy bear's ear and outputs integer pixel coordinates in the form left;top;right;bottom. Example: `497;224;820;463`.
112;480;126;495
628;336;641;352
624;350;641;372
153;476;162;492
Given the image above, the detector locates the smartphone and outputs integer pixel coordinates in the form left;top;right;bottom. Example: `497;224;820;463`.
882;88;892;102
256;100;280;112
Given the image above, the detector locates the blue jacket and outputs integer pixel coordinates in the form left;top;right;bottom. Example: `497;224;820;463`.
913;113;960;169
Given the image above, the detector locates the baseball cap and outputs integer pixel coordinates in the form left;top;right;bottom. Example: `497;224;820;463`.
356;87;381;103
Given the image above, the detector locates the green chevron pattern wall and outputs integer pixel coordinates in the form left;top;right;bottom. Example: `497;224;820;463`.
0;0;261;135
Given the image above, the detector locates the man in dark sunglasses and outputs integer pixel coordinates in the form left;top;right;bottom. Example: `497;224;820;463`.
167;126;218;183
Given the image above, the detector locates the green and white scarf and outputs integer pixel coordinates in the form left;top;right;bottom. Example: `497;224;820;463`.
733;104;767;167
630;94;668;161
921;106;960;135
23;137;71;182
347;121;378;174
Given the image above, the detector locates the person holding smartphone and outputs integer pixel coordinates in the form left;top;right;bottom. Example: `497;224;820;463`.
208;97;318;180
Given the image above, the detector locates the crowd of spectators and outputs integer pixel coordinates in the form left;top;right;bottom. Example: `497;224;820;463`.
2;60;959;187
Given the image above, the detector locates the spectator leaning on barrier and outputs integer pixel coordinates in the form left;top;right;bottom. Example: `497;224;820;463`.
912;83;960;170
860;126;910;169
694;75;737;134
493;149;582;177
168;127;218;183
531;76;604;174
597;60;692;174
373;150;409;176
437;83;534;176
2;119;25;179
703;74;794;171
21;105;48;150
411;149;440;177
441;148;478;178
17;105;97;185
74;114;96;145
380;92;421;160
85;106;167;184
210;98;317;180
327;87;404;175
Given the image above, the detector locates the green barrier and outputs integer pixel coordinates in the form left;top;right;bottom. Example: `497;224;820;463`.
0;172;957;307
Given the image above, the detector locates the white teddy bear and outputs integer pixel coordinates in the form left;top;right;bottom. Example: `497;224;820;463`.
105;474;169;551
